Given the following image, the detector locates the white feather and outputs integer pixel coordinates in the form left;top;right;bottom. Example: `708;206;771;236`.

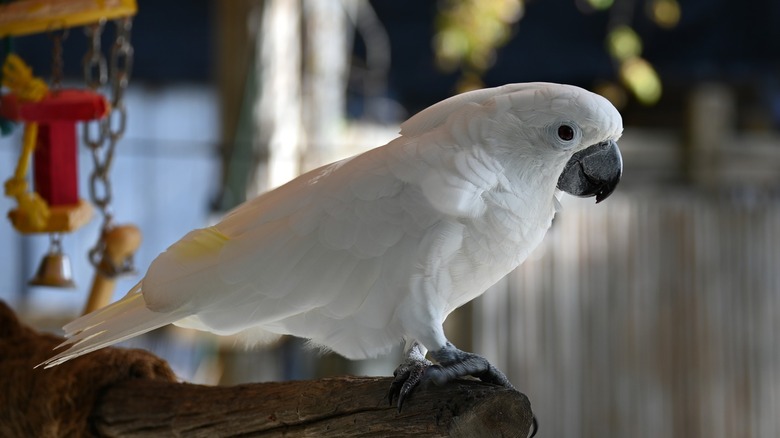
41;284;181;368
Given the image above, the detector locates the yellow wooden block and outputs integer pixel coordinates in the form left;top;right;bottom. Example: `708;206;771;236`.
0;0;137;38
8;198;93;233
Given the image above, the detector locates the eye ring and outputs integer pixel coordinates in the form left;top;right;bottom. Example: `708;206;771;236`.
557;124;575;141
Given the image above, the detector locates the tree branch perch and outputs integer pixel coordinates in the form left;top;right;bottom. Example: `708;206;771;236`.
0;301;533;437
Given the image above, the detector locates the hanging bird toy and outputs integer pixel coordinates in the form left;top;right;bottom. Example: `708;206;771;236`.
1;0;138;304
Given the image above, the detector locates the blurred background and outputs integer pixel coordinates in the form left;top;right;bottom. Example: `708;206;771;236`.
1;0;779;436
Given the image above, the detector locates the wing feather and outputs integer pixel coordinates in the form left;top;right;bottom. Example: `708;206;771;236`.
135;141;440;348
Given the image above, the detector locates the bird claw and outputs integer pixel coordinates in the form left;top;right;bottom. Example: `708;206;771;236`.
387;341;515;411
424;342;514;388
388;356;431;411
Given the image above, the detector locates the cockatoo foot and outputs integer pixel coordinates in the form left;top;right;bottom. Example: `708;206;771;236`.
388;342;432;411
387;341;515;411
423;342;514;388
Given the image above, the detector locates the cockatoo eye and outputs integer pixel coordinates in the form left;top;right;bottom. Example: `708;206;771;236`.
548;121;581;150
557;124;575;141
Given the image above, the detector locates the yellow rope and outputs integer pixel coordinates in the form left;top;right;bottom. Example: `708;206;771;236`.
2;54;48;101
2;54;51;230
13;122;38;181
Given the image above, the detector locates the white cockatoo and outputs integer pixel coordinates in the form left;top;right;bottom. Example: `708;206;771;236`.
41;82;622;409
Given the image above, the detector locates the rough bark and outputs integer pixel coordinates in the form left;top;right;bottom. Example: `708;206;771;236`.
0;301;533;437
0;301;176;438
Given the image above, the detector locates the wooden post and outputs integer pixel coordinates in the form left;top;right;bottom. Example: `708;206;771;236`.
301;0;353;170
0;301;534;437
686;83;734;188
252;0;303;193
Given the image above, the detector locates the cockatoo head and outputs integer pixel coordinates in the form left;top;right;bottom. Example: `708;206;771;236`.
489;83;624;203
400;82;624;203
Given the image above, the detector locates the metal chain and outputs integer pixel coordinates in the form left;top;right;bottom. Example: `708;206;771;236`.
110;17;133;109
82;18;134;274
83;21;107;90
48;27;69;90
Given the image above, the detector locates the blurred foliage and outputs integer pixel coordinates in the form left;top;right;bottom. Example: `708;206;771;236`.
586;0;615;10
647;0;680;29
607;24;661;105
433;0;681;106
433;0;524;92
607;25;643;60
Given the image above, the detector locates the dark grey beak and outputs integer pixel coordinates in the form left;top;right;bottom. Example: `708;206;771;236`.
557;140;622;203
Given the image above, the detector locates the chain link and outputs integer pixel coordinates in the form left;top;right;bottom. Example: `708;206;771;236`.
83;21;107;90
110;17;133;108
50;232;63;254
82;18;134;276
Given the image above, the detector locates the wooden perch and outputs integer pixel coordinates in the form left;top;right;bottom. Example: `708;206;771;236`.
0;301;534;437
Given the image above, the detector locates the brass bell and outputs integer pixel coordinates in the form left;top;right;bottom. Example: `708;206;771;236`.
29;234;76;288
